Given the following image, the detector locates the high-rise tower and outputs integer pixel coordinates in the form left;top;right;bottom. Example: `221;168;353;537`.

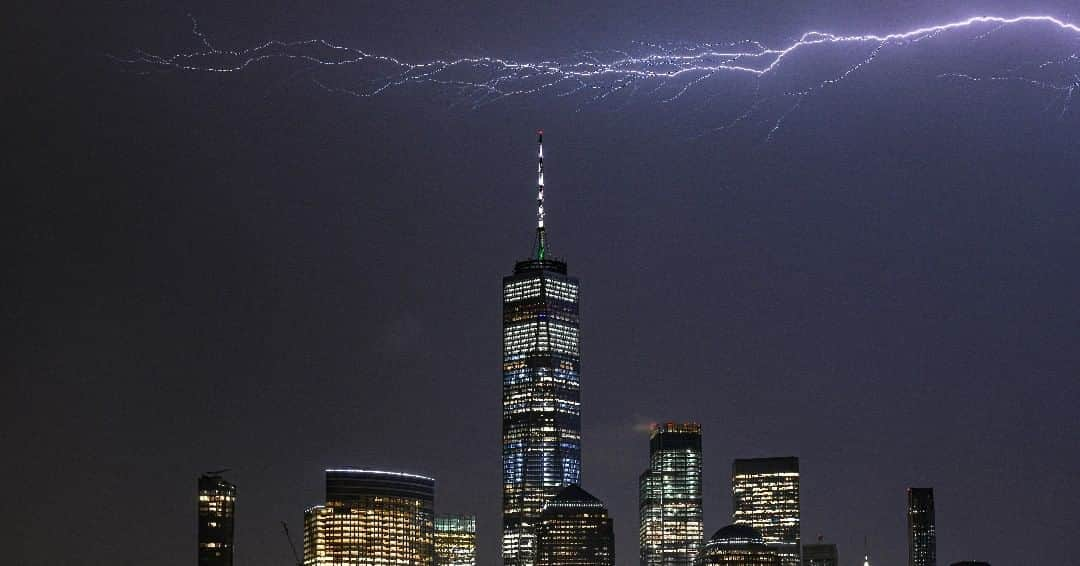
198;472;236;566
502;131;582;566
639;422;704;566
907;488;937;566
732;457;801;566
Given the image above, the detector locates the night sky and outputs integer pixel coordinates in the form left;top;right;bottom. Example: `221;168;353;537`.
9;2;1080;565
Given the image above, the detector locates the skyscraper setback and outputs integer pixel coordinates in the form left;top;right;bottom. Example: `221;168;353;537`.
732;457;801;566
907;488;937;566
639;422;704;566
502;131;582;566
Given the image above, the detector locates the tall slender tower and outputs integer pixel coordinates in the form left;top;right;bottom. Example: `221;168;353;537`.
639;422;704;566
907;488;937;566
198;472;236;566
502;131;582;566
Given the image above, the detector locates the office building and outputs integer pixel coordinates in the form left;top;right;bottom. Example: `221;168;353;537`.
503;131;582;566
732;457;800;566
198;472;236;566
695;525;780;566
907;488;936;566
639;422;704;566
802;541;838;566
303;469;435;565
535;485;615;566
435;514;477;566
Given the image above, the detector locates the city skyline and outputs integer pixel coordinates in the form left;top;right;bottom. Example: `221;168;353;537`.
11;2;1080;565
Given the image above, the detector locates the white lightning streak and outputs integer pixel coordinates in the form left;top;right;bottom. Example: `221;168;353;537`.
113;14;1080;139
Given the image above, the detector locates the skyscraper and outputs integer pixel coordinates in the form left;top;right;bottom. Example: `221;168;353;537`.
732;457;801;566
639;422;704;566
801;540;838;566
907;488;937;566
502;131;582;566
303;469;435;565
535;485;615;566
198;472;236;566
695;525;780;566
435;514;477;566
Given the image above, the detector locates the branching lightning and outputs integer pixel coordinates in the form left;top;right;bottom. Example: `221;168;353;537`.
113;14;1080;139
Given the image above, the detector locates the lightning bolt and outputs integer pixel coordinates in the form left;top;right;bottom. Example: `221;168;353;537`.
112;14;1080;140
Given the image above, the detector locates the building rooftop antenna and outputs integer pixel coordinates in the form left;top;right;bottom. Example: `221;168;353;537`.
535;129;547;260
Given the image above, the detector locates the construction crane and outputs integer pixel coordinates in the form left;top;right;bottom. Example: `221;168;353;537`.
281;521;301;566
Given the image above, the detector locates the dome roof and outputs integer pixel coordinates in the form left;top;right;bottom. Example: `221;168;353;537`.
708;524;765;545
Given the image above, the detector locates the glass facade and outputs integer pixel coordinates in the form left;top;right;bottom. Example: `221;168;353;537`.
535;485;615;566
696;525;780;566
502;256;581;566
435;514;477;566
907;488;936;566
732;457;801;566
303;469;435;565
639;422;703;566
198;473;236;566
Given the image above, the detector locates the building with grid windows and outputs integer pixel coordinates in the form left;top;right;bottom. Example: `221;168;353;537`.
732;457;801;566
303;469;435;565
907;488;936;566
535;485;615;566
435;514;477;566
198;472;236;566
639;422;703;566
502;131;582;566
695;525;780;566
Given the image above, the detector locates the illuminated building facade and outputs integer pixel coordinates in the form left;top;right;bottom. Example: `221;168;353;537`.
907;488;936;566
198;473;236;566
639;422;703;566
801;541;838;566
303;469;435;565
503;131;582;566
435;514;477;566
695;525;780;566
535;485;615;566
732;457;801;566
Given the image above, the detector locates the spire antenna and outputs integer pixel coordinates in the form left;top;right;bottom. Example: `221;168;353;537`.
535;129;547;260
